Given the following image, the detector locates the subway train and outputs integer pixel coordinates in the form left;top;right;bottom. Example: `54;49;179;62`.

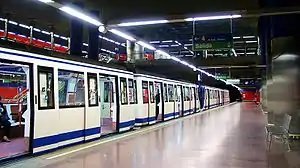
0;46;229;159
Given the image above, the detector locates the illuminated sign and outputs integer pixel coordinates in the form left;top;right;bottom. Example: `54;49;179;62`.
193;34;233;51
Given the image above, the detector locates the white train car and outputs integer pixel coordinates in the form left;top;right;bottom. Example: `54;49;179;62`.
0;47;136;155
0;46;231;160
134;74;198;124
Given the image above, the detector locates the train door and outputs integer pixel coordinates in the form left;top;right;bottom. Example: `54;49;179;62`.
0;61;33;160
179;86;184;117
154;82;163;122
99;75;117;135
173;85;179;118
141;81;149;125
148;82;155;124
194;87;199;112
188;87;192;114
177;85;183;117
205;89;209;109
191;87;196;113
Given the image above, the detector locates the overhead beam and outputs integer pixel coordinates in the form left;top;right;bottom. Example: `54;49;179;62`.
107;6;300;27
198;65;266;69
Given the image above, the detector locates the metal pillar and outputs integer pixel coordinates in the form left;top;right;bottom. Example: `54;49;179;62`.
70;2;84;56
259;0;300;135
88;10;100;61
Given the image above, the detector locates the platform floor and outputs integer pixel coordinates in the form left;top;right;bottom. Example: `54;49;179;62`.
3;103;271;168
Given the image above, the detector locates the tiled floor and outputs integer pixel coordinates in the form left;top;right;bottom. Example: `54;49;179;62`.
3;103;273;168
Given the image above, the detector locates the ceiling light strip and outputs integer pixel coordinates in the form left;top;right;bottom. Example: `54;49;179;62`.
59;6;103;26
109;29;136;41
118;20;169;27
185;14;242;22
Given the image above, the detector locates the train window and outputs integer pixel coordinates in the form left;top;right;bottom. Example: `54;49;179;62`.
183;86;186;101
38;66;54;109
168;84;174;102
128;79;137;104
120;77;128;105
196;88;199;100
190;88;193;101
142;81;149;104
164;83;168;102
174;86;178;101
88;73;98;107
58;70;85;107
134;80;138;103
184;87;190;101
149;82;155;103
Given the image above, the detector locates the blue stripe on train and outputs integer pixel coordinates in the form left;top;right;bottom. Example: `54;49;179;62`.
33;127;101;148
135;116;156;123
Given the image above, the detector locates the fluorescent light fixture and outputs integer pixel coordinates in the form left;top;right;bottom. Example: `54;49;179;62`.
162;40;173;43
170;57;181;62
156;50;170;58
118;20;169;27
232;48;237;57
247;52;256;55
243;36;256;39
18;35;27;38
180;60;190;66
150;41;161;44
158;45;170;48
233;36;240;39
60;36;68;40
246;41;258;43
109;29;136;41
137;41;156;50
103;37;115;43
54;34;60;38
174;41;182;45
233;41;244;44
101;48;116;54
37;0;54;3
59;6;102;26
33;28;41;32
184;44;193;47
8;21;18;25
171;44;180;47
185;14;242;22
19;24;30;29
114;42;121;45
189;50;194;54
0;18;5;21
83;43;89;46
42;30;51;35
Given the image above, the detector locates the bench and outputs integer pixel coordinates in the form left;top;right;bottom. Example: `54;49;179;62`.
266;113;291;151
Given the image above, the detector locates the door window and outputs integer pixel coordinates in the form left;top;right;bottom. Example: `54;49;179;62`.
38;66;54;109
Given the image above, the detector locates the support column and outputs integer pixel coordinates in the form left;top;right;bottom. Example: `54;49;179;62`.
126;40;134;63
70;2;84;56
259;0;300;134
133;43;143;61
88;10;100;61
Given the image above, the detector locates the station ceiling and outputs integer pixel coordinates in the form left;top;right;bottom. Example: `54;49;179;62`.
1;0;269;89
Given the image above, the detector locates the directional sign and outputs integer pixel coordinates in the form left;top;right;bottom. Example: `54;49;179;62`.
193;34;233;51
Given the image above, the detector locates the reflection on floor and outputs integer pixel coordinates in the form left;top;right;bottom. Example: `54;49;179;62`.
101;118;116;135
5;103;300;168
0;138;27;159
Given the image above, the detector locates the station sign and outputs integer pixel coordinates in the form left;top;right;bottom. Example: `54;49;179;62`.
193;34;233;51
216;72;230;80
226;79;240;84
